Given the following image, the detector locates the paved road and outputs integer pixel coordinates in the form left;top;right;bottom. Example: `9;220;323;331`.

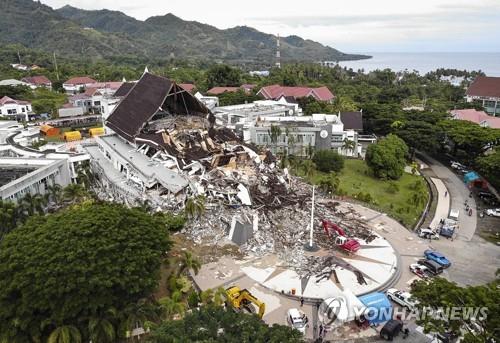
420;154;476;241
420;153;499;286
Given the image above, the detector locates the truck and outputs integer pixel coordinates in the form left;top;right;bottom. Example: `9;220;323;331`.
321;220;361;253
225;286;265;319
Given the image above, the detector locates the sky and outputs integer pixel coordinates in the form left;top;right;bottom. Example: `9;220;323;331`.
40;0;500;53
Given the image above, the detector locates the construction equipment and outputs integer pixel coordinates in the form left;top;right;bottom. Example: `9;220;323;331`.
321;219;361;253
225;286;265;318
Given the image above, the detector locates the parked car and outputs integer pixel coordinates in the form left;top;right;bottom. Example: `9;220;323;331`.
439;226;455;238
409;263;430;278
424;250;451;268
380;319;403;341
417;259;444;275
448;209;459;221
450;161;465;170
485;208;500;217
386;289;417;310
419;228;439;240
286;308;307;334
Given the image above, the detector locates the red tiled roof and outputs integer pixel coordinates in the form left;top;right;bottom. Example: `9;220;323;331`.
63;77;97;85
258;84;335;101
83;87;102;96
241;84;257;90
179;83;196;93
450;109;500;129
207;86;240;95
89;81;123;90
466;76;500;98
0;96;30;105
21;75;51;85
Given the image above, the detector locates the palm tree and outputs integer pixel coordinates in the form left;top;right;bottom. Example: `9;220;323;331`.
199;287;226;306
47;325;81;343
178;251;201;276
159;291;186;320
19;193;46;216
184;196;205;220
342;138;356;156
45;184;63;206
0;200;21;238
62;184;87;204
88;310;116;343
120;298;159;340
318;172;340;196
300;160;316;179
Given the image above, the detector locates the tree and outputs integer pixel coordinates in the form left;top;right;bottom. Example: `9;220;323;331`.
45;184;63;206
206;64;241;89
312;149;344;173
411;277;499;343
184;196;205;220
178;251;202;276
0;203;171;341
268;124;282;150
318;172;340;196
147;306;304;342
62;183;88;203
0;200;22;239
47;325;82;343
476;147;500;190
159;291;186;320
342;138;356;156
365;134;409;180
19;192;46;216
300;159;316;178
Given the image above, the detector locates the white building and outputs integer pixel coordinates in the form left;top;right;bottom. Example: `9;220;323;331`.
62;76;97;94
194;92;219;110
245;113;361;157
0;157;72;202
0;96;32;121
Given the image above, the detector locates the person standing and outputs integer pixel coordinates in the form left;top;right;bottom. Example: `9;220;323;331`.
300;296;304;307
319;324;323;337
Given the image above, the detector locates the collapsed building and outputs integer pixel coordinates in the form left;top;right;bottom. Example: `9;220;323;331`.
85;73;384;287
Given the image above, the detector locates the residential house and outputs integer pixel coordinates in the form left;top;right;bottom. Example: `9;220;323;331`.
450;109;500;129
207;84;256;95
87;82;123;96
62;76;97;94
465;76;500;116
21;76;52;89
179;83;196;94
257;84;335;102
0;79;30;87
194;92;219;110
0;96;32;121
67;87;105;114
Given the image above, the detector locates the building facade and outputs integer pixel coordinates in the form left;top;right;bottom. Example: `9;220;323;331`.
465;76;500;116
0;96;32;121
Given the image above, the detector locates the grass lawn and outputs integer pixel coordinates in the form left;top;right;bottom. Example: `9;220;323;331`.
307;159;428;229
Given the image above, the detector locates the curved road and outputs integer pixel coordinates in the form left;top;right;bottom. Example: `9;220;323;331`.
420;153;499;286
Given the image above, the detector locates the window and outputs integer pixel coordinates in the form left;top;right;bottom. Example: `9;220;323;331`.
94;101;101;106
0;109;2;115
22;107;25;112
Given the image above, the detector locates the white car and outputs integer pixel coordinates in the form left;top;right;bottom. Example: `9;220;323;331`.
418;228;439;240
485;208;500;217
286;308;308;334
386;289;417;310
409;263;430;278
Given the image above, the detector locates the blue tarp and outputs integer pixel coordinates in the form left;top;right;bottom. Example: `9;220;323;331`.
464;171;480;184
358;292;393;324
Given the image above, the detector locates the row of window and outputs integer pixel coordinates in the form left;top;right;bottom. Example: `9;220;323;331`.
256;133;316;145
0;107;28;115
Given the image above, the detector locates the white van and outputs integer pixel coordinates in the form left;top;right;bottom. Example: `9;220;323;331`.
449;209;459;221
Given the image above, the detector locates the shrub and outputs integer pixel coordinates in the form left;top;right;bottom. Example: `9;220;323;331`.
312;149;345;173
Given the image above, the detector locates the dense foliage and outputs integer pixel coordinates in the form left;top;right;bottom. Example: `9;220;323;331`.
148;306;304;342
365;134;409;180
0;0;364;63
411;277;500;343
0;202;171;342
312;149;345;173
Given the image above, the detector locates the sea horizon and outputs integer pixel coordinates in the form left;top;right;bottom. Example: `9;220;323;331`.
339;52;500;76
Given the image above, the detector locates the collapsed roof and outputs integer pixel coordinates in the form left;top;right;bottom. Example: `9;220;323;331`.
106;72;211;144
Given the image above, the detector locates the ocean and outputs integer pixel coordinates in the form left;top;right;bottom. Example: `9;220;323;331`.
337;52;500;76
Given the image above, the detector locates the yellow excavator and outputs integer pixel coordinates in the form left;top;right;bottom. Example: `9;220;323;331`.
225;286;266;319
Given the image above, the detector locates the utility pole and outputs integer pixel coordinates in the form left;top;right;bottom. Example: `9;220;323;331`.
276;34;281;69
17;50;22;64
305;185;319;251
53;52;60;81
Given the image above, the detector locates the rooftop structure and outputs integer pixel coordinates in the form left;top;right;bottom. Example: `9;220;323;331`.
0;79;30;87
466;76;500;116
21;75;52;89
339;111;364;132
450;109;500;129
257;84;335;102
179;83;196;93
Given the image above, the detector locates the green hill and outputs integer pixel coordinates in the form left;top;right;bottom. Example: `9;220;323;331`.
0;0;369;64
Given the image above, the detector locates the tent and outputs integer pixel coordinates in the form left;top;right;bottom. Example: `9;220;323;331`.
89;127;105;137
40;124;59;137
358;292;392;324
63;131;82;142
463;171;487;189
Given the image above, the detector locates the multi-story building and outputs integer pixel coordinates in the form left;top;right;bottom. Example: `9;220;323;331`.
246;113;361;157
0;96;32;121
465;76;500;116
